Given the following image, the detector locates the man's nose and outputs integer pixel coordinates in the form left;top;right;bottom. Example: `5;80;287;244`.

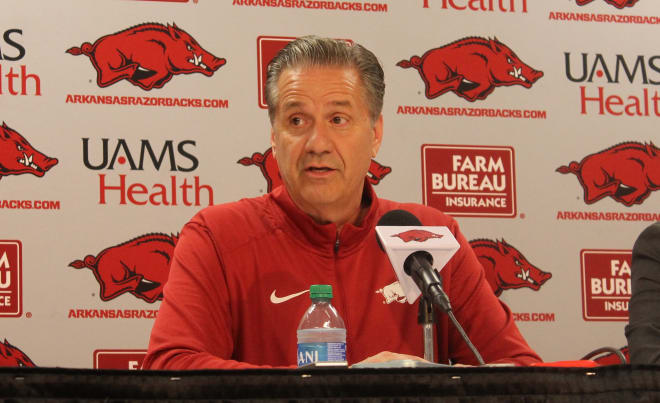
304;123;333;154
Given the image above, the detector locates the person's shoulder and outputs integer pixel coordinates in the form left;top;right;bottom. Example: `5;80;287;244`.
634;221;660;250
640;222;660;238
187;193;279;249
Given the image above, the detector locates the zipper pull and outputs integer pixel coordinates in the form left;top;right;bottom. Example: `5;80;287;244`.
334;236;340;253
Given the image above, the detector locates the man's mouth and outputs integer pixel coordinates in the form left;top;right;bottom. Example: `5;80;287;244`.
306;166;333;173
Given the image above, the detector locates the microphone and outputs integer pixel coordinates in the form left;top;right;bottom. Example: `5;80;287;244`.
376;210;451;312
376;209;485;365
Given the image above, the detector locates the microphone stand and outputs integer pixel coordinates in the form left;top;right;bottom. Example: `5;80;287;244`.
418;296;435;362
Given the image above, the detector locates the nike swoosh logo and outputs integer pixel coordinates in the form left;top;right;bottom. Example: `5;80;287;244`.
270;289;309;304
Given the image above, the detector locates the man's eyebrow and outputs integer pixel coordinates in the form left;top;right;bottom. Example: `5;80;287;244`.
282;100;304;111
327;99;353;108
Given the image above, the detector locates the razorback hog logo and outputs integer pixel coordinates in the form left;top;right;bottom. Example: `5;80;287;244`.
576;0;639;8
469;239;551;296
557;142;660;207
0;122;58;181
238;147;392;192
393;230;443;243
397;37;543;102
0;339;36;368
66;23;226;90
69;233;178;303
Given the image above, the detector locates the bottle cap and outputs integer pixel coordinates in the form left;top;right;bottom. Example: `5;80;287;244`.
310;284;332;299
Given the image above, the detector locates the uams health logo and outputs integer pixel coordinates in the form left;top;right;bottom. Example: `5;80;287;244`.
238;147;392;192
576;0;638;8
1;123;58;181
83;138;213;206
565;52;660;117
422;145;516;218
70;233;177;303
557;142;660;206
398;37;542;102
0;241;21;317
581;250;631;321
1;28;41;96
0;339;35;367
470;239;551;296
67;23;225;90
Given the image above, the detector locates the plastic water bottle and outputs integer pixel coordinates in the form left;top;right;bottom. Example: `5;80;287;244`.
296;284;347;367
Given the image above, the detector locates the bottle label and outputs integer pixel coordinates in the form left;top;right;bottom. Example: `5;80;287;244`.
297;342;346;367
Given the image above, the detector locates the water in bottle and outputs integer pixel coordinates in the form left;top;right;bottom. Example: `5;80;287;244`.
296;284;346;367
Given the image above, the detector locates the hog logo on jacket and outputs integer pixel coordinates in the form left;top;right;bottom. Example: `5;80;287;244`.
469;239;551;296
393;230;443;243
238;147;392;192
67;23;226;90
576;0;638;8
397;37;543;102
69;233;178;303
0;339;36;368
557;142;660;207
0;122;58;181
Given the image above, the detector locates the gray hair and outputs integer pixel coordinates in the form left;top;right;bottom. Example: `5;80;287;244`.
265;36;385;124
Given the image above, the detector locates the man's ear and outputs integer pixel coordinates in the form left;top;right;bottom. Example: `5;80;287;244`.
270;128;277;159
371;114;384;158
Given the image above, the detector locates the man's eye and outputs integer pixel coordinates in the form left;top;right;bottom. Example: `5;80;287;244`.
291;117;303;126
331;116;347;124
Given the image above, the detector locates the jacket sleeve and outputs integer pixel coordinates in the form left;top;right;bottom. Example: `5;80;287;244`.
626;222;660;364
444;223;542;366
143;217;275;370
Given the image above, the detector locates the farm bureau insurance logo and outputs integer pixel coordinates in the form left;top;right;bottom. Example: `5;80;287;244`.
556;141;660;207
422;145;516;218
257;36;352;109
0;241;21;317
82;138;213;207
1;28;41;96
397;37;542;102
94;350;147;370
565;51;660;117
581;249;631;321
239;146;392;192
422;0;527;11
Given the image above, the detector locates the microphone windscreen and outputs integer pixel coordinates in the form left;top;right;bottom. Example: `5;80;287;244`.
377;209;422;227
376;210;422;251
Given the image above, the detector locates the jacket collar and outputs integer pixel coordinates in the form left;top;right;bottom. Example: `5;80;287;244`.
270;180;380;256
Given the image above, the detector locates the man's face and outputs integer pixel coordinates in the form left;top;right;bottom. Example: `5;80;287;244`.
271;65;383;222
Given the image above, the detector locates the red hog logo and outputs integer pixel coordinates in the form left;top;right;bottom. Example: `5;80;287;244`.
67;23;226;90
0;339;36;368
238;147;392;192
576;0;639;8
0;122;58;181
393;230;443;243
557;142;660;207
69;233;178;303
397;37;543;102
469;239;552;296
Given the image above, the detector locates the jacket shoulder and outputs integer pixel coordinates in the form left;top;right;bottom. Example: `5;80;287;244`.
187;194;279;252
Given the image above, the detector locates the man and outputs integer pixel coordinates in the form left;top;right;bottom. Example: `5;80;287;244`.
143;36;541;369
626;222;660;364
